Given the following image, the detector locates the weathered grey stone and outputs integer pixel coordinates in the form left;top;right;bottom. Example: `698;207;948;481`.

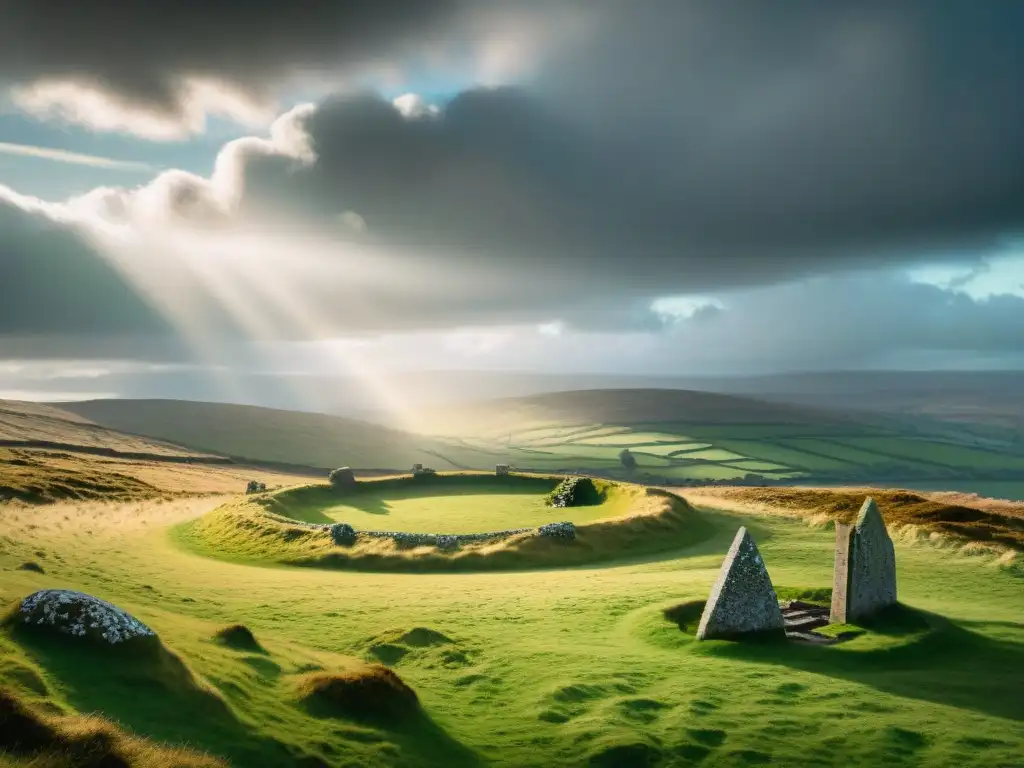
830;497;897;623
412;463;423;472
495;464;510;476
328;467;356;488
696;527;785;640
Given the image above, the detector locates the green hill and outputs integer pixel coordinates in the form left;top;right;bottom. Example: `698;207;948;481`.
58;390;1024;485
59;399;475;472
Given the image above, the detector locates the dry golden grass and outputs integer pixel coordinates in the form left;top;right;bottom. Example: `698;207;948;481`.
1;447;322;504
0;400;215;459
679;485;1024;551
0;687;225;768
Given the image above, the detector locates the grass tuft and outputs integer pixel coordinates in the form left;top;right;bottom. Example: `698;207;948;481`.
0;687;224;767
212;624;266;654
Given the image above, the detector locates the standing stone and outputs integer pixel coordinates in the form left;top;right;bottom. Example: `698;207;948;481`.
696;527;785;640
830;497;897;624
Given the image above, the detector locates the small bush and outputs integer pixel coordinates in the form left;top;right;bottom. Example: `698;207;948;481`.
245;480;267;494
330;523;357;546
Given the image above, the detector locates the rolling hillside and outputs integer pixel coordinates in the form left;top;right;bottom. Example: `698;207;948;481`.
60;399;481;471
55;391;1024;485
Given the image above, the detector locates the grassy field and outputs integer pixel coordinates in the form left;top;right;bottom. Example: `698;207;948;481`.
267;479;629;534
1;468;1021;767
184;475;714;574
54;391;1024;484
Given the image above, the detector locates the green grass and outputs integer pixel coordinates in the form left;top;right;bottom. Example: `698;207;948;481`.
704;440;854;472
776;438;916;467
50;394;1024;484
832;438;1024;471
269;480;626;534
0;483;1022;767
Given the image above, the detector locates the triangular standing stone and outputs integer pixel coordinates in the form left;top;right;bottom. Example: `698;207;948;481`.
830;497;897;623
697;527;785;640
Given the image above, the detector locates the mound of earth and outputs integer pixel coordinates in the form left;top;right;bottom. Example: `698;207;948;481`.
213;624;266;653
295;665;420;721
5;590;156;645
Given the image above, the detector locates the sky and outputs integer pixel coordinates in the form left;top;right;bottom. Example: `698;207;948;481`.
3;1;1024;408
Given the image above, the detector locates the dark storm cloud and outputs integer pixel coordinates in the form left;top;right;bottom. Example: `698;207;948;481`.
0;0;462;120
4;2;1024;364
0;195;169;337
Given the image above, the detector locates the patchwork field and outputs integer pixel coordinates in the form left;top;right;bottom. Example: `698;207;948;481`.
58;392;1024;488
0;473;1021;767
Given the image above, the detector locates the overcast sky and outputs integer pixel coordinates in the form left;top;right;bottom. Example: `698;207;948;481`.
2;1;1024;404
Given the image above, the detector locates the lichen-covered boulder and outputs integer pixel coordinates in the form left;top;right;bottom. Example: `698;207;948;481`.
12;589;156;645
538;521;577;539
696;527;785;640
330;522;357;546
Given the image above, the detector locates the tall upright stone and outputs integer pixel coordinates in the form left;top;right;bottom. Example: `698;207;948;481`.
830;497;897;624
697;527;785;640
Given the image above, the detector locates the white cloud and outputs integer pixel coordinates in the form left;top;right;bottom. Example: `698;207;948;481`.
0;141;154;171
11;78;275;141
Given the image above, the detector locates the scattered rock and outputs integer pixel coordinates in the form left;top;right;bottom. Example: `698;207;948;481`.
548;477;599;508
7;590;156;645
538;521;577;540
328;467;357;489
831;497;898;624
696;527;785;641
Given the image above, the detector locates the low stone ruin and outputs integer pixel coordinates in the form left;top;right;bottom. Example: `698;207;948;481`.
696;527;785;640
12;589;156;645
412;463;423;473
495;464;510;476
830;497;897;624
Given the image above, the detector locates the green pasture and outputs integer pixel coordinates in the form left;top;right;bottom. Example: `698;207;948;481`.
0;490;1020;768
831;438;1024;471
264;479;630;534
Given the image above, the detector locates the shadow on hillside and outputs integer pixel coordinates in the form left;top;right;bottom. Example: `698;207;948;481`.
340;494;392;515
702;606;1024;722
6;630;308;767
